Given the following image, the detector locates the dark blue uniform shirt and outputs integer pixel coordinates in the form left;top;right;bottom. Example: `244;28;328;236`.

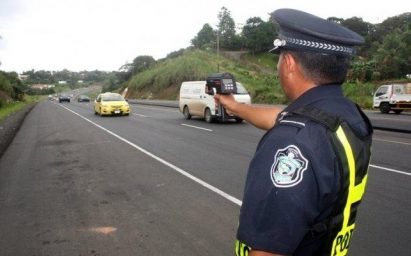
237;84;368;255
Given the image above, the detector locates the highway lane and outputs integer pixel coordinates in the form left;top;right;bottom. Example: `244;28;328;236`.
362;110;411;132
0;101;239;255
370;130;411;172
0;100;410;255
57;101;411;255
66;101;264;199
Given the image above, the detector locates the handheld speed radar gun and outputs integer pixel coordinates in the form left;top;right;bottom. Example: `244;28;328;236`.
206;72;237;121
206;72;237;95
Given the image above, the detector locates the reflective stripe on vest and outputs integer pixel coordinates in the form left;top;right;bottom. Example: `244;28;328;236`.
235;240;250;256
330;126;368;256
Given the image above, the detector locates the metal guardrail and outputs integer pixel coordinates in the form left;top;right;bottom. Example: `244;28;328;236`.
371;126;411;134
128;100;179;108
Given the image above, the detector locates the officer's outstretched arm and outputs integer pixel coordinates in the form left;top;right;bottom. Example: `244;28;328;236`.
214;94;282;130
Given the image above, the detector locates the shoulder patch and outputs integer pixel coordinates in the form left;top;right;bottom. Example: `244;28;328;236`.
270;145;309;188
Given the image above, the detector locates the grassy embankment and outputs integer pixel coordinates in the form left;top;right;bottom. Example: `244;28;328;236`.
0;95;44;122
126;49;398;108
126;49;286;104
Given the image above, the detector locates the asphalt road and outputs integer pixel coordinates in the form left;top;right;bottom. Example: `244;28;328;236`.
363;110;411;132
130;99;411;133
0;100;410;255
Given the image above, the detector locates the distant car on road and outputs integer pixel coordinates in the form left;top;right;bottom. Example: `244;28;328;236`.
77;95;90;102
94;92;130;116
58;94;71;103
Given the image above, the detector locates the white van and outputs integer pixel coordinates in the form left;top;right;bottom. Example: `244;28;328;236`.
179;81;251;123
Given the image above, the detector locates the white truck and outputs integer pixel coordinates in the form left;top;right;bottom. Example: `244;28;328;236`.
373;83;411;114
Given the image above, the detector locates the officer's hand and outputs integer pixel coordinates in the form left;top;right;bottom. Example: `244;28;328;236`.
214;94;238;115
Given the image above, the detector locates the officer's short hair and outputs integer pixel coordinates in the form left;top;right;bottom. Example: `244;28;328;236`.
283;50;351;85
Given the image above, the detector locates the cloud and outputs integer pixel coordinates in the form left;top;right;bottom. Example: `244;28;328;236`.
0;0;409;72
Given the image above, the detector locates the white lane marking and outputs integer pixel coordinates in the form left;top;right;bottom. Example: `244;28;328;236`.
57;104;242;206
374;138;411;146
181;123;213;132
133;113;149;117
370;164;411;176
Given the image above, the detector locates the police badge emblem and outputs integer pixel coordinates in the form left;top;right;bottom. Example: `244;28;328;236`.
271;145;308;188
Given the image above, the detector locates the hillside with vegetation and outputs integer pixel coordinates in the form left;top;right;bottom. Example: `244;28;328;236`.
123;8;411;108
125;49;394;108
125;49;287;103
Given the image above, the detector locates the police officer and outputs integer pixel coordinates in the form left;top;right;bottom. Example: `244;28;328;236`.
215;9;373;256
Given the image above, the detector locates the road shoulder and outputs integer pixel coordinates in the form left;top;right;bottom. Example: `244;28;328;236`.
0;103;36;158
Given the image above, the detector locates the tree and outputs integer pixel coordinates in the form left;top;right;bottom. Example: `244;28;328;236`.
191;23;216;49
217;7;236;50
242;17;263;52
0;72;13;96
341;17;375;57
166;48;186;59
375;13;411;42
0;71;27;102
129;55;156;75
327;17;344;24
342;17;374;37
242;17;278;53
117;55;156;84
102;74;118;93
4;71;25;92
372;27;411;79
23;69;55;84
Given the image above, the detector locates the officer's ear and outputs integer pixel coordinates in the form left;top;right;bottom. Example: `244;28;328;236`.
281;52;298;75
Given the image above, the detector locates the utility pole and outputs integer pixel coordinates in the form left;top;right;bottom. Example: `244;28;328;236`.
217;31;220;72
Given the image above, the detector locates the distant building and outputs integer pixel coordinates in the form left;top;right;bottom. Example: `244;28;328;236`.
58;81;67;84
18;74;29;81
30;84;55;90
77;80;84;83
30;84;49;90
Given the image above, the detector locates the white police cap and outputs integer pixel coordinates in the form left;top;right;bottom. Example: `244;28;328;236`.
270;9;364;56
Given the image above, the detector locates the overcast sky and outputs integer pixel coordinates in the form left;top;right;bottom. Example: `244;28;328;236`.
0;0;409;73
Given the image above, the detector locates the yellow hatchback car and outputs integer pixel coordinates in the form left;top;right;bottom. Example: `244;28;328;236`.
94;92;130;116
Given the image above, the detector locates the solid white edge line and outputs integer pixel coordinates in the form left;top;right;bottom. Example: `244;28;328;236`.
181;123;213;132
369;164;411;176
57;104;242;206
